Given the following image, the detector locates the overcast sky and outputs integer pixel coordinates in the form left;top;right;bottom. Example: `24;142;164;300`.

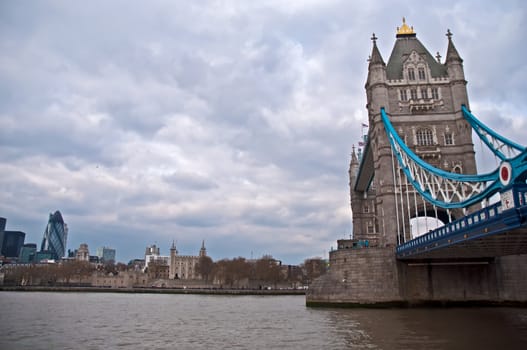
1;1;526;264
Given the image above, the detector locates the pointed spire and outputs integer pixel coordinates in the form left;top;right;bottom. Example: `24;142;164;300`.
445;29;463;63
369;33;385;67
349;146;360;181
199;239;207;257
351;146;359;165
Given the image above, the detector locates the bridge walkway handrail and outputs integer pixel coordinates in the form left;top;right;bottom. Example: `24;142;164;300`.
396;184;527;258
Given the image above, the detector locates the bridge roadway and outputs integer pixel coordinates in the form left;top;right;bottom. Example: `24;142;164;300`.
396;184;527;260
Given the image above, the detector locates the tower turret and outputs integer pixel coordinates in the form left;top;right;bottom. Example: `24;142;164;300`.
199;240;207;257
170;240;178;255
365;33;389;118
349;145;360;185
444;29;469;109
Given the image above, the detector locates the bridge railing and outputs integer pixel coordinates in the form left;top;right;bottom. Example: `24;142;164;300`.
396;184;527;258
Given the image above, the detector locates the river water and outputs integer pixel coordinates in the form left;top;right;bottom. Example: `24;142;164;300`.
1;292;527;349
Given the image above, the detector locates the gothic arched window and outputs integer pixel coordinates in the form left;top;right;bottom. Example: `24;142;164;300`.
431;87;439;99
400;89;408;101
408;68;416;81
416;128;433;146
444;132;453;145
418;67;426;80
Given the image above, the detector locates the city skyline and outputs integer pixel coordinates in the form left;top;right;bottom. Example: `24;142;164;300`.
1;1;526;265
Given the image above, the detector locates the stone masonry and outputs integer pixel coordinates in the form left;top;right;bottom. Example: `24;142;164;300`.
307;20;527;307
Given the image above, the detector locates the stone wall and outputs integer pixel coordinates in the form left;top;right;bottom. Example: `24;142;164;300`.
307;247;402;306
495;255;527;301
307;248;527;306
398;260;497;302
399;254;527;304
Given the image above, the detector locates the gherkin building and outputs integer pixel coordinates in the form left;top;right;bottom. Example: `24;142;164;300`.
40;211;68;260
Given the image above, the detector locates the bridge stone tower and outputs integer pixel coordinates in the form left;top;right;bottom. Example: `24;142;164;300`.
350;19;477;246
307;19;527;307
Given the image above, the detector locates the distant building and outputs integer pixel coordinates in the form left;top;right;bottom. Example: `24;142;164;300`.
0;231;26;259
169;240;207;280
34;251;55;263
145;244;160;256
128;259;145;271
0;217;26;259
40;211;68;260
92;271;149;288
18;243;37;264
76;243;90;262
144;244;169;272
96;246;116;263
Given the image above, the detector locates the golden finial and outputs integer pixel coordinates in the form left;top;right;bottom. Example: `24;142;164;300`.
396;17;415;35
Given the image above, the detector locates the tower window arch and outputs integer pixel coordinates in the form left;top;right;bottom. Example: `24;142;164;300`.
431;87;439;100
444;132;453;145
416;128;433;146
400;89;408;101
453;165;462;174
418;67;426;80
408;68;416;81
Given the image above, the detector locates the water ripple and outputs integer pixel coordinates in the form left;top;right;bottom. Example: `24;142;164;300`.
1;292;527;349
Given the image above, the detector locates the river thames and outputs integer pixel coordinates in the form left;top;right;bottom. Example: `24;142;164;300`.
1;292;527;349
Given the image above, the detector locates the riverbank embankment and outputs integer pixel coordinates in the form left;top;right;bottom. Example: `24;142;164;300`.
0;285;306;295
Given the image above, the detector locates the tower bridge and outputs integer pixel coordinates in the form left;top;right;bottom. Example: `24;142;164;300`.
307;19;527;307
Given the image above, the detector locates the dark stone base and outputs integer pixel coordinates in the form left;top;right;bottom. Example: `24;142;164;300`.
306;247;527;308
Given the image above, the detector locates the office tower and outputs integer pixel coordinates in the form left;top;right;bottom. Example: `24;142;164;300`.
96;246;116;263
40;211;68;260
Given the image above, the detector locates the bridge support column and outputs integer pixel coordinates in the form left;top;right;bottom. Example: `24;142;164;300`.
306;247;404;307
307;249;527;307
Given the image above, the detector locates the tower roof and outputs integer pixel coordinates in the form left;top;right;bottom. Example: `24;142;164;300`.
50;210;64;224
368;33;385;67
445;29;463;63
386;19;448;80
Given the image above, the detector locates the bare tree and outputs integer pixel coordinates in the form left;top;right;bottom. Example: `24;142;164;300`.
196;256;214;282
229;257;251;288
210;257;252;288
254;255;282;288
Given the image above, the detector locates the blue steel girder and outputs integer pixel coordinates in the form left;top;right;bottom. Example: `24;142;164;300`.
380;108;527;209
396;184;527;259
461;105;525;161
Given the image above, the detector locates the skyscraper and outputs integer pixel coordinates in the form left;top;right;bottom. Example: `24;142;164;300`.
96;246;116;263
0;217;26;259
19;243;37;263
0;217;6;232
40;211;68;260
0;231;25;258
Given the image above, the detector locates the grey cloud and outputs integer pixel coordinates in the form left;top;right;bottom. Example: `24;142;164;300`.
163;171;218;191
1;1;526;264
